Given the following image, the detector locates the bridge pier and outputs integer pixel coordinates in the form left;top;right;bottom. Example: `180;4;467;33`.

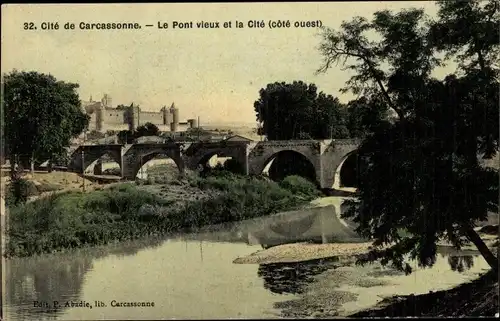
93;159;103;175
121;143;185;180
319;140;359;189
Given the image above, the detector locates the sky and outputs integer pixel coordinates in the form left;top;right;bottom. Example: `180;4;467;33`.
2;2;444;126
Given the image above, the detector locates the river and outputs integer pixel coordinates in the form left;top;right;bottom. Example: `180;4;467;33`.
3;196;492;320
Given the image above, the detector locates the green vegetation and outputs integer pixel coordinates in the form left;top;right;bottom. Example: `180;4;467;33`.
315;0;499;272
3;70;89;175
5;171;63;207
5;179;38;207
102;167;122;176
253;81;390;141
279;175;321;198
117;122;160;144
86;130;106;141
6;173;321;258
254;81;350;140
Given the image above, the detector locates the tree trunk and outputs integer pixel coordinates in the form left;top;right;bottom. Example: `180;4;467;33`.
472;35;487;72
9;155;16;180
30;152;35;176
462;224;498;271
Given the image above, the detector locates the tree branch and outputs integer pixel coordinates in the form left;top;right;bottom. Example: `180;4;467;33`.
320;45;405;120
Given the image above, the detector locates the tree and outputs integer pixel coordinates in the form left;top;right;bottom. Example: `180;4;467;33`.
3;70;89;176
135;122;159;138
117;122;160;144
253;81;349;140
117;130;133;144
186;127;209;140
317;4;499;273
429;0;499;158
429;0;499;74
344;96;391;138
86;130;105;141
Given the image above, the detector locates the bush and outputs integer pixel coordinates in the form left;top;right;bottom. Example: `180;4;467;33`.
86;130;105;140
279;175;321;197
6;173;322;258
201;159;245;176
170;179;304;228
6;184;173;257
5;179;39;207
102;168;121;176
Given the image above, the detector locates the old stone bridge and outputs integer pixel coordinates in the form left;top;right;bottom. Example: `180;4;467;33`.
67;138;361;189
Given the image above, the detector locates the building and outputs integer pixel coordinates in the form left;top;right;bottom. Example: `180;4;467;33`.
81;94;199;133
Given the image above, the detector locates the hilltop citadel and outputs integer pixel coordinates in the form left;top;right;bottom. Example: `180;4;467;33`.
82;94;199;133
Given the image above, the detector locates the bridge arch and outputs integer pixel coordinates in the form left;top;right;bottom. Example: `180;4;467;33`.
68;146;123;175
194;150;246;174
258;150;318;184
332;150;360;189
132;150;185;180
183;143;248;174
88;153;122;176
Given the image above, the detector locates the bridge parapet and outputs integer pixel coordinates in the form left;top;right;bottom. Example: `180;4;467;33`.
255;140;322;147
330;138;362;146
182;141;251;157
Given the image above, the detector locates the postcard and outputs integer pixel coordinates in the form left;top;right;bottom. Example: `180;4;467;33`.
1;2;498;320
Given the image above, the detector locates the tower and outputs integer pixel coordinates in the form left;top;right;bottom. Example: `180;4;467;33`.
101;94;112;108
170;102;179;132
187;118;198;129
95;103;104;132
125;104;140;132
162;106;172;127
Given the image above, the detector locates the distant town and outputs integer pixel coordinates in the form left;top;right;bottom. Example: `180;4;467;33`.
76;93;262;145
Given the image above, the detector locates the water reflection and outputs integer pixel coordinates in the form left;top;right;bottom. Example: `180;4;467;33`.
180;205;367;248
5;238;295;320
6;255;92;321
257;257;344;295
255;253;488;318
448;255;475;273
5;238;164;321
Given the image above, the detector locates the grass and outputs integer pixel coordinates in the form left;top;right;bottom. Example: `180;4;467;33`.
5;178;64;207
5;172;322;258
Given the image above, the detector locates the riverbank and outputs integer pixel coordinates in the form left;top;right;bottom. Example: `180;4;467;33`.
350;225;498;317
232;241;497;318
230;210;497;318
4;172;322;258
350;268;498;317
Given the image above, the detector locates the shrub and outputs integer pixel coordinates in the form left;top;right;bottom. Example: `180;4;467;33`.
6;185;172;257
102;168;121;176
6;173;321;258
5;178;39;207
279;175;321;197
145;176;155;185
